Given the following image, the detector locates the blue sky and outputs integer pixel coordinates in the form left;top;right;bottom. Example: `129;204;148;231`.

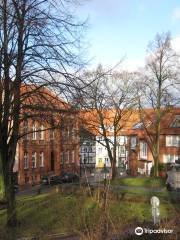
76;0;180;70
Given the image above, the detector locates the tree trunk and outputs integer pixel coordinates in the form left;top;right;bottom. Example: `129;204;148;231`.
111;159;116;180
5;170;17;227
153;154;159;177
0;152;5;201
2;148;17;227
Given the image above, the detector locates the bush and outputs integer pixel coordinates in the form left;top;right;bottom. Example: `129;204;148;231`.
150;163;167;176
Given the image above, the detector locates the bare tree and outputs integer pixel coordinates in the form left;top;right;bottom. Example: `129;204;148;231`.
78;66;137;179
137;32;179;177
0;0;86;226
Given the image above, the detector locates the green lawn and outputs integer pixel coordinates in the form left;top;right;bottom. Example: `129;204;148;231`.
0;184;179;240
112;177;166;188
0;175;4;200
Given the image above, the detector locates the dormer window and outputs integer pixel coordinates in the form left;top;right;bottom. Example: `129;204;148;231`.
132;122;144;129
171;115;180;128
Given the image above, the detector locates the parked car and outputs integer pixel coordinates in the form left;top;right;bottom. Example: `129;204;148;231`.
166;164;180;191
41;176;50;185
50;175;63;185
59;172;79;183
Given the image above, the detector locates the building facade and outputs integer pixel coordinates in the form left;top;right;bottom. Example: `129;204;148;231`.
79;129;96;176
82;108;180;177
14;86;80;185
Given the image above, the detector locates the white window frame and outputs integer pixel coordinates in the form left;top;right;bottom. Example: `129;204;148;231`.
32;152;37;168
24;152;28;169
119;145;125;156
166;135;180;147
119;136;127;145
50;129;54;140
72;149;75;163
139;141;147;159
39;152;44;167
130;136;136;149
163;154;180;163
66;150;69;163
31;122;37;140
40;124;45;140
72;127;76;141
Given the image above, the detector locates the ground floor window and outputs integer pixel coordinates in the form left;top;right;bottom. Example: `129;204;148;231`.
40;152;44;167
32;152;37;168
163;154;180;163
24;152;28;169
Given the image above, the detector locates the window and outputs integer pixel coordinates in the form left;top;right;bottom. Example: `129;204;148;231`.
97;136;103;141
99;126;103;133
119;136;127;145
31;122;36;140
24;152;28;169
85;142;90;146
83;156;88;164
72;150;75;163
23;120;28;141
119;146;125;156
98;147;102;154
39;125;45;140
72;128;76;141
163;154;180;163
66;150;69;163
66;128;69;142
104;158;109;164
139;141;147;159
60;152;64;163
32;152;37;168
166;135;180;147
88;146;92;153
132;122;144;129
130;136;136;149
50;129;54;140
39;152;44;167
108;125;113;132
89;156;93;163
171;115;180;128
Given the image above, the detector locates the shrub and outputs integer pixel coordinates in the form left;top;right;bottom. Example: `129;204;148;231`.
150;163;167;176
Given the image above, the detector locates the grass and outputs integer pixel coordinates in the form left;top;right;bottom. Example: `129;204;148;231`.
0;183;179;240
112;177;166;188
0;174;5;200
0;190;101;240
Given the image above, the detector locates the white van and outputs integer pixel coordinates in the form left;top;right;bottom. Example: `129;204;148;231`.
166;164;180;191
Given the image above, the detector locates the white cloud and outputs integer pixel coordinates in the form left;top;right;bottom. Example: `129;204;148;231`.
172;7;180;22
171;36;180;52
121;58;145;72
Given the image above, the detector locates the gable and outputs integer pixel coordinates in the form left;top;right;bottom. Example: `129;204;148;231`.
171;115;180;128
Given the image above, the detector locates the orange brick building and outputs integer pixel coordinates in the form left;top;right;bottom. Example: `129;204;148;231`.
14;86;79;185
128;109;180;176
80;108;180;177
